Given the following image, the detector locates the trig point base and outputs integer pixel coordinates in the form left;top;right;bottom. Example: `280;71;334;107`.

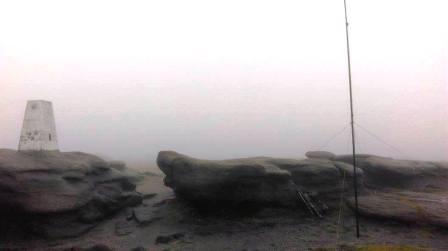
18;100;59;151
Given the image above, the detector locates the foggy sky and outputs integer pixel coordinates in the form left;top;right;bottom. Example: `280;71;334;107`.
1;0;447;162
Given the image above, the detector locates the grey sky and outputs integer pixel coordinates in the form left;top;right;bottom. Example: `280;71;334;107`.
1;0;447;162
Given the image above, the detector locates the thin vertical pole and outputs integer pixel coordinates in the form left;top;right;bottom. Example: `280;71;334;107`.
343;0;360;238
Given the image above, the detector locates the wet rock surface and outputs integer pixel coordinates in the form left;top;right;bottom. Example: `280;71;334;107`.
155;232;185;244
347;190;448;228
115;219;136;236
351;156;448;191
130;247;147;251
305;151;336;160
159;151;448;229
1;149;448;250
64;244;114;251
2;173;448;250
342;156;448;228
132;205;162;225
157;151;363;208
0;149;143;238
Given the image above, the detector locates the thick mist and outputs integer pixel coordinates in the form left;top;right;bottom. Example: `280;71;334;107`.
1;0;447;163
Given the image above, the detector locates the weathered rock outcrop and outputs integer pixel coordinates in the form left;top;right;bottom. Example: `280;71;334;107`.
348;156;448;191
158;150;448;228
337;154;448;228
157;151;297;206
347;190;448;228
0;149;142;238
305;151;335;160
157;151;363;208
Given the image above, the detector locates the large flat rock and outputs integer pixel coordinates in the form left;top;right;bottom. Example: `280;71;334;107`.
0;149;142;238
157;151;297;206
355;156;448;191
157;151;362;207
347;190;448;228
158;150;448;229
340;155;448;228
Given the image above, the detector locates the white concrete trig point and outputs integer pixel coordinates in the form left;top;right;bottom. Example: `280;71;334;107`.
18;100;59;151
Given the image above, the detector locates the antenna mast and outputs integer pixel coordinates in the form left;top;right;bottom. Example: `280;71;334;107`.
343;0;360;238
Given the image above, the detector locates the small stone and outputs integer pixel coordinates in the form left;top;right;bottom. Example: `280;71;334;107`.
83;244;114;251
142;193;157;200
130;247;147;251
115;220;135;236
155;233;185;244
133;206;162;225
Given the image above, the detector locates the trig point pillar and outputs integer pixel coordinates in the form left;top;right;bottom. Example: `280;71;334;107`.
18;100;59;151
